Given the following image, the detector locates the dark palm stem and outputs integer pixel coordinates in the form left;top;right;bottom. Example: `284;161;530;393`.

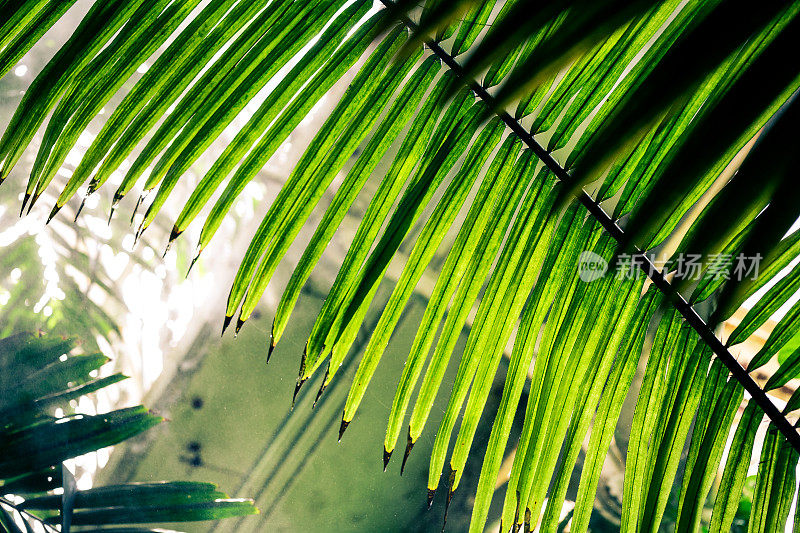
379;0;800;453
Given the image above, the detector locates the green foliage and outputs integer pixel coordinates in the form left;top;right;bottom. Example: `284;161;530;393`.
0;332;258;532
2;0;800;531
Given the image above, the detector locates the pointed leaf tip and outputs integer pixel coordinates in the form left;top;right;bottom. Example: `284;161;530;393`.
267;333;275;363
427;489;436;509
235;317;245;335
311;385;324;409
20;192;30;216
441;469;456;530
26;191;41;215
442;489;455;532
291;377;306;410
400;430;415;475
131;194;143;224
383;447;392;471
75;197;89;221
47;204;62;225
136;219;150;241
312;367;329;408
338;416;350;442
169;225;182;244
221;315;233;336
187;248;202;278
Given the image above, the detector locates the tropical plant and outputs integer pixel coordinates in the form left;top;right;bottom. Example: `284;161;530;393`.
2;0;800;531
0;331;258;532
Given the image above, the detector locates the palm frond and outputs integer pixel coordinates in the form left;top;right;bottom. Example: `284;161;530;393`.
3;0;800;531
0;332;258;532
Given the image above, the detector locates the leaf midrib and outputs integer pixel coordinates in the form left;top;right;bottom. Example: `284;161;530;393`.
377;0;800;453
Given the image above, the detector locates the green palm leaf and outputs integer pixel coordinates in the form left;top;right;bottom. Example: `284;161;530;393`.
0;332;257;531
4;0;800;530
